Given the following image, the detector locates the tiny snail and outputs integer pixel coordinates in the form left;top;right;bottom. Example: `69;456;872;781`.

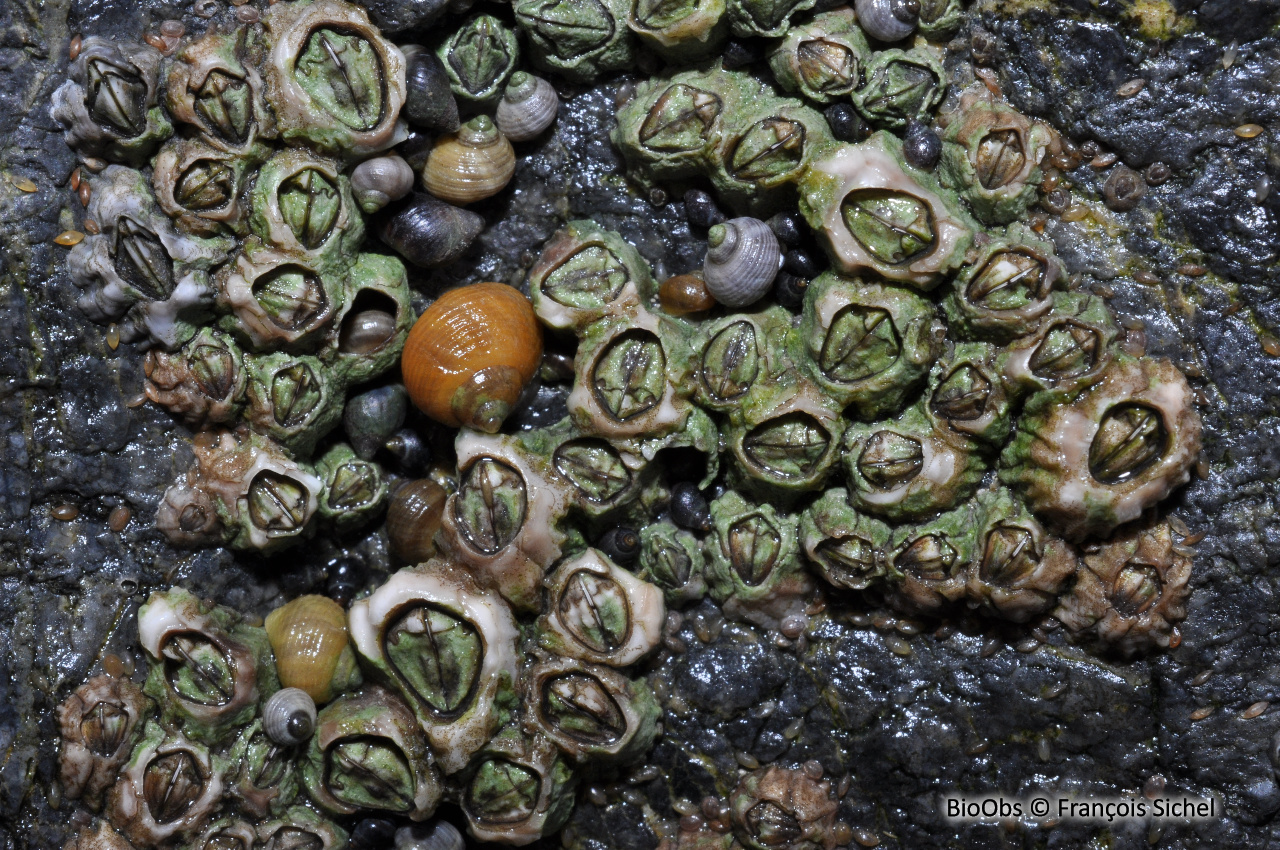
262;687;317;746
495;72;559;142
350;155;415;214
702;217;782;309
386;478;447;564
264;595;360;704
856;0;921;42
423;115;516;205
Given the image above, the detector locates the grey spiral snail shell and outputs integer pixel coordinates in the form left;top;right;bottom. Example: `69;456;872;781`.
855;0;921;42
702;217;782;309
262;686;317;746
351;154;416;214
495;72;560;142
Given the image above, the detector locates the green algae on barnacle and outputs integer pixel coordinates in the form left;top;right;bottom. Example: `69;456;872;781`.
798;488;892;592
515;0;636;83
768;8;870;105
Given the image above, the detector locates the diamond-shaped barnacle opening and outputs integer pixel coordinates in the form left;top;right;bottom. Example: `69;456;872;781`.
160;632;235;707
445;15;517;98
251;264;328;332
638;84;722;151
452;456;528;555
728;513;782;586
143;748;207;823
895;534;957;583
814;534;877;583
81;700;131;757
979;523;1041;587
738;0;808;31
633;0;700;29
466;757;541;824
383;603;482;718
326;459;382;512
558;569;633;653
742;413;831;481
539;672;627;745
295;27;386;131
592;329;667;422
323;734;416;813
86;56;148;137
701;320;759;402
1029;319;1102;382
247;469;312;533
189;340;240;403
729;117;806;184
931;364;992;422
975;128;1026;191
175;159;236;213
268;361;323;429
1110;560;1163;618
798;38;856;95
1089;403;1169;485
112;216;175;301
193;69;253;147
278;167;342;251
841;190;936;266
966;249;1047;311
858;430;923;490
553;438;632;505
519;0;615;59
542;243;630;309
820;304;900;383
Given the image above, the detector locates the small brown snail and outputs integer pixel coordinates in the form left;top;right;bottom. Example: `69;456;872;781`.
422;115;516;205
401;282;543;432
385;478;447;563
263;594;360;704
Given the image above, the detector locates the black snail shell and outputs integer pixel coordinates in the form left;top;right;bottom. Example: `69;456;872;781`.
856;0;922;42
384;428;431;474
378;192;485;268
598;526;641;565
403;47;461;134
903;119;942;170
262;687;317;746
343;384;409;461
671;482;712;531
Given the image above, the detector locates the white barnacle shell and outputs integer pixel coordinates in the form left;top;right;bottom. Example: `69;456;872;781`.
702;216;781;309
262;687;317;746
351;154;416;214
855;0;920;42
495;72;559;142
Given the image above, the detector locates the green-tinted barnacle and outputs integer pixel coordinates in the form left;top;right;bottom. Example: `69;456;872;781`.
249;149;364;260
244;352;345;456
538;549;666;666
725;0;816;37
998;291;1119;397
165;28;275;152
436;14;520;105
152;139;263;238
799;271;940;418
106;722;226;847
188;817;259;850
939;89;1054;225
943;225;1062;342
314;443;388;532
627;0;727;62
226;721;299;818
799;132;975;290
923;342;1012;445
144;327;248;430
261;0;407;158
527;657;661;764
302;686;441;819
451;455;529;556
963;487;1078;622
461;729;578;844
705;492;812;625
328;252;414;386
528;220;656;331
707;99;836;215
768;8;869;104
882;500;981;615
516;0;635;83
851;48;945;130
696;314;766;411
917;0;965;38
256;807;348;850
728;407;842;494
215;240;344;353
798;489;891;591
638;521;707;604
841;405;986;522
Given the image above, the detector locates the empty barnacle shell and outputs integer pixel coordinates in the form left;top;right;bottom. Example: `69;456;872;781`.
265;595;361;705
343;384;408;461
348;564;521;774
514;0;636;84
459;727;578;844
855;0;920;42
729;765;839;850
106;721;225;847
495;72;560;142
58;674;152;808
51;37;172;166
386;478;448;563
798;488;891;591
423;116;517;205
402;282;543;432
404;48;461;133
351;154;415;214
302;686;442;819
377;192;485;268
1000;356;1202;541
435;14;520;105
143;327;247;430
702;217;781;308
262;687;318;746
768;8;869;104
526;656;661;763
537;549;666;666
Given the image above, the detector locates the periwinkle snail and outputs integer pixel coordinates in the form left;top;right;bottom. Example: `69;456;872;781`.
702;217;782;309
403;47;460;134
495;72;559;142
423;115;516;205
378;192;485;268
264;595;361;704
855;0;921;42
262;687;317;746
401;282;543;432
351;155;415;214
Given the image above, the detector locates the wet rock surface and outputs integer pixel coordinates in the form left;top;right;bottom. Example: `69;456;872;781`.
0;1;1278;849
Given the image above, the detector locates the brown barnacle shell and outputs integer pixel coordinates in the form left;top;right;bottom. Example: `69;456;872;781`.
156;483;226;548
943;224;1062;343
423;115;517;205
62;821;136;850
137;587;262;737
347;562;521;774
301;686;443;820
261;0;408;158
1054;518;1193;656
729;765;840;850
386;478;448;564
1000;356;1202;541
144;327;247;429
264;595;361;705
164;27;275;151
214;239;340;352
535;548;666;667
58;675;152;809
438;431;572;613
152;139;254;237
525;655;661;764
106;722;225;848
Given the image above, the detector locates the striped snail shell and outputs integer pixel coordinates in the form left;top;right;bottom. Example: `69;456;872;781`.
495;72;559;142
262;686;317;746
702;217;782;309
351;154;416;214
855;0;920;42
423;115;516;205
264;595;359;704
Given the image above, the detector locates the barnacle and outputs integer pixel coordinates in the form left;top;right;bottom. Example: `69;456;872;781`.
729;766;840;850
58;675;153;809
